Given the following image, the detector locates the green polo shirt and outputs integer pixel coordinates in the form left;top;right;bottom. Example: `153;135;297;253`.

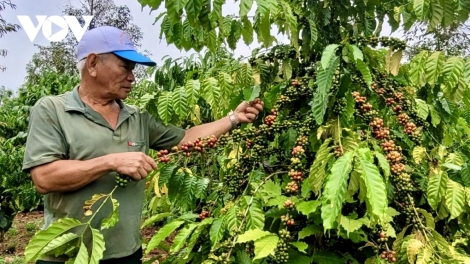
22;86;185;261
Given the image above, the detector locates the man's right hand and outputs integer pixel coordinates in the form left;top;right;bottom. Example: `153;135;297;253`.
110;152;158;181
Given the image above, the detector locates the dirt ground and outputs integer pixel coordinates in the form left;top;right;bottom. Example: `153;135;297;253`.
0;211;171;264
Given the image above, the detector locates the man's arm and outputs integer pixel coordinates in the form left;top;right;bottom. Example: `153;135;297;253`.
30;152;157;194
176;115;233;147
176;100;264;147
30;156;115;194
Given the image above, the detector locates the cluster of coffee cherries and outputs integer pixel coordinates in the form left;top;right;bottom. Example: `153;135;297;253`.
273;229;291;263
285;79;312;98
115;173;133;188
285;137;308;194
329;68;342;95
176;135;219;157
281;213;295;226
283;199;295;210
380;249;397;263
265;111;277;127
332;97;347;116
352;91;419;226
373;81;423;143
199;210;210;220
156;149;170;163
351;35;407;51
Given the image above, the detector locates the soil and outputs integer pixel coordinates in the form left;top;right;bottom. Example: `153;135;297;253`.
0;211;173;264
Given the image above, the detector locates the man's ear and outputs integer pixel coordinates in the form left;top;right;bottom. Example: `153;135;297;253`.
86;54;100;77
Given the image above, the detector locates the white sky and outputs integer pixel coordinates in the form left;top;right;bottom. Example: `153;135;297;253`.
1;0;400;91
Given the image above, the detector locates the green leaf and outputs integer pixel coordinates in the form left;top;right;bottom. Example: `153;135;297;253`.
281;128;298;154
202;77;221;111
412;146;427;164
157;91;173;125
253;234;278;260
312;56;340;124
296;200;321;216
357;148;388;222
209;217;225;247
145;220;185;254
171;86;189;119
236;250;252;264
428;105;441;127
308;14;318;45
241;17;254;45
289;242;308;253
101;198;119;230
240;0;253;17
321;151;355;230
298;225;321;239
244;196;265;230
440;0;454;27
89;227;106;264
425;51;445;87
355;59;372;88
427;0;443;31
243;86;260;102
24;218;85;263
205;29;217;54
308;138;333;195
321;44;339;70
442;56;464;93
74;241;89;263
385;49;403;76
445;180;466;220
413;0;429;19
237;229;272;243
141;212;173;229
225;206;241;236
311;250;345;263
414;99;429;120
409;51;428;87
374;151;390;179
339;215;365;237
184;79;201;105
260;180;282;198
427;170;448;210
393;225;411;251
170;223;198;253
185;0;202;22
40;233;79;257
282;61;293;81
348;44;364;61
415;208;435;229
255;0;277;15
184;218;213;259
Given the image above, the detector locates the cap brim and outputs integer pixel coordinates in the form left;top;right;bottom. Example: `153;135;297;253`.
113;50;156;66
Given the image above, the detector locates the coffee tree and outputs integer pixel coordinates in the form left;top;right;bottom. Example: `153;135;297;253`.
24;0;470;263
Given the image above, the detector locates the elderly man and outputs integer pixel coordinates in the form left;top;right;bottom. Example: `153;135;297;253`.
22;25;263;263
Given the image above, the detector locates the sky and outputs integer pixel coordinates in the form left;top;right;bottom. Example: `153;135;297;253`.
1;0;400;91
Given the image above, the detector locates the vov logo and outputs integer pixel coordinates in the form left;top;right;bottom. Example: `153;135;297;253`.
17;15;94;42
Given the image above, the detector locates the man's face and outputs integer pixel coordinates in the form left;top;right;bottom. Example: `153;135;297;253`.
96;53;136;99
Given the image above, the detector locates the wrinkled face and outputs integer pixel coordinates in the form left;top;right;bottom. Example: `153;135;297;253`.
93;53;136;99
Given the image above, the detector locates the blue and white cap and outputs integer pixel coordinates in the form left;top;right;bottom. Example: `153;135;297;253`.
76;26;156;66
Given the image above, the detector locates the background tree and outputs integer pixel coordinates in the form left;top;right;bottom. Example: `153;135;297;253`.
0;0;21;72
25;0;151;85
403;19;470;59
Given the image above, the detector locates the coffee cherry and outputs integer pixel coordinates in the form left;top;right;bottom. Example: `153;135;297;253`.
115;173;132;188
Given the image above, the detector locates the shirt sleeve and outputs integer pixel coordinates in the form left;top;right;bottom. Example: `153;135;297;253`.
22;97;68;173
145;112;186;150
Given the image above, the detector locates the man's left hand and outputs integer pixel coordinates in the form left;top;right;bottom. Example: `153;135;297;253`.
234;98;264;124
